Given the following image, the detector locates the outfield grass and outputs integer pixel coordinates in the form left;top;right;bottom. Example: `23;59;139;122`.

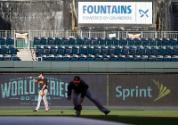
0;108;178;125
0;108;178;117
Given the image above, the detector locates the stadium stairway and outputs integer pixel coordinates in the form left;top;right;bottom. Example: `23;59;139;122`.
17;49;34;61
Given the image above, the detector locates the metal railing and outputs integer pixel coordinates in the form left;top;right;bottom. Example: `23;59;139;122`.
1;30;178;39
1;30;178;48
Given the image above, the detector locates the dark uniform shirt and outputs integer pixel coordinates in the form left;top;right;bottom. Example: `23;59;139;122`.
67;80;89;98
37;78;48;90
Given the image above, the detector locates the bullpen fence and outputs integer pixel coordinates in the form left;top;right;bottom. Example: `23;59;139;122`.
0;73;178;107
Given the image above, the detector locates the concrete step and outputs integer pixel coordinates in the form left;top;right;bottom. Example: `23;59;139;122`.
17;49;33;61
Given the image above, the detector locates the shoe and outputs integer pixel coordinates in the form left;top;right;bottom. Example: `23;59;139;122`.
76;110;81;117
104;110;110;115
45;109;49;112
33;109;38;112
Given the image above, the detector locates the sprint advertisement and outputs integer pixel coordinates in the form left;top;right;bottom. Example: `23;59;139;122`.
78;2;152;24
109;74;178;106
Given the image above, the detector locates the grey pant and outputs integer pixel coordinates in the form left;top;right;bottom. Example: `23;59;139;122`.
72;89;109;113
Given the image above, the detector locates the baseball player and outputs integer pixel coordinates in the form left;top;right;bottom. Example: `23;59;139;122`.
33;72;49;112
67;76;110;116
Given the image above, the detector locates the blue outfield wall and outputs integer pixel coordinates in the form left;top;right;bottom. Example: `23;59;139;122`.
0;73;178;107
0;61;178;107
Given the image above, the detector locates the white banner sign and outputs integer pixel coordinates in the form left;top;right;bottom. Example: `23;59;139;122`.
78;2;152;24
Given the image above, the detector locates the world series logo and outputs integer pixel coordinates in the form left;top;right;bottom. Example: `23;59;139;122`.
0;76;69;101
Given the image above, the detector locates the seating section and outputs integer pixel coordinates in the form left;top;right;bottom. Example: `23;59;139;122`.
33;37;178;61
0;37;20;61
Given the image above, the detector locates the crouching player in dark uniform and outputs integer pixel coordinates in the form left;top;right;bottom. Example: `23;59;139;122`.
67;76;110;116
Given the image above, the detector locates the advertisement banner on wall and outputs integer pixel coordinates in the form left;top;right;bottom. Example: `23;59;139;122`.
1;73;178;107
109;74;178;106
78;2;152;24
0;73;107;106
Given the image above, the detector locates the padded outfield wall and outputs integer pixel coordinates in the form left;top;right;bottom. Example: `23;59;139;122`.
0;73;178;107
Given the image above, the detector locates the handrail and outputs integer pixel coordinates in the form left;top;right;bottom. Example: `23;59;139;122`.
0;30;178;41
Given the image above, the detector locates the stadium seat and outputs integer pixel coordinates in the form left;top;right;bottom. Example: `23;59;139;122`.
98;38;106;46
95;54;103;61
6;37;14;46
65;46;72;55
101;46;109;55
55;37;63;45
119;39;127;46
72;46;80;55
114;46;122;55
141;55;149;61
9;46;17;55
88;46;94;55
34;37;40;45
86;54;95;61
118;55;126;61
103;55;110;61
47;37;55;45
156;38;162;46
134;55;142;61
93;46;101;55
106;38;113;46
121;46;129;55
171;55;178;61
76;37;84;45
162;38;170;46
0;54;4;61
44;46;51;55
149;38;156;46
78;54;87;61
110;55;118;61
129;46;137;55
141;38;149;46
62;37;69;45
0;46;8;54
50;46;58;55
68;37;76;45
148;55;157;61
127;38;135;46
40;37;47;45
134;38;142;46
57;46;65;55
70;54;79;61
36;45;44;57
112;38;119;46
79;46;88;55
91;38;99;45
145;46;152;55
83;37;90;45
163;55;172;61
170;38;178;46
136;46;145;55
0;37;6;46
63;54;71;61
55;55;63;61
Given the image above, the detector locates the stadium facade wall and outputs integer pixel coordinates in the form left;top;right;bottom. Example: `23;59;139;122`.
0;61;178;73
0;0;64;30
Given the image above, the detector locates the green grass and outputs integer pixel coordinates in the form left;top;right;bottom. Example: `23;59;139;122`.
0;108;178;125
0;108;178;117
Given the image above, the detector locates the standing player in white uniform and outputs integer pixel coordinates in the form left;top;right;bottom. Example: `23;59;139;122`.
33;72;49;112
